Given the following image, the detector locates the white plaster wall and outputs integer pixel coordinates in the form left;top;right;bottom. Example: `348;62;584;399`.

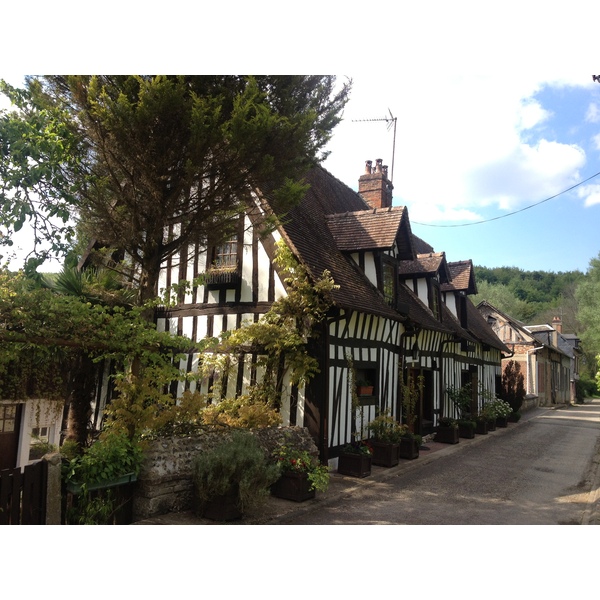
16;399;63;470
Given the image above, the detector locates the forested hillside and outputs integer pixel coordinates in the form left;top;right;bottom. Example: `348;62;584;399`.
472;265;584;329
472;260;600;393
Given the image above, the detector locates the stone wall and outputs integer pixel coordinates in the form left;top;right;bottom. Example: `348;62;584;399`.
132;426;317;521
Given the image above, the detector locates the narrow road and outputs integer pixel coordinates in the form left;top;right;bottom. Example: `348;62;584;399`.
283;401;600;525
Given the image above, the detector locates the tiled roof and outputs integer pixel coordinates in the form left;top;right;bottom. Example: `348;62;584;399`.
326;207;412;255
276;166;407;321
441;260;477;294
397;252;452;285
397;283;454;334
267;165;505;348
412;235;435;254
464;299;511;352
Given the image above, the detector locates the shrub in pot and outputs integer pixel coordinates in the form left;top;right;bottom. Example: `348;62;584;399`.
367;411;420;463
271;445;329;502
338;440;373;477
457;419;476;439
435;417;460;444
191;431;279;521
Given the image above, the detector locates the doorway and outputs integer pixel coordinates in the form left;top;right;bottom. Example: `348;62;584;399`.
0;404;23;470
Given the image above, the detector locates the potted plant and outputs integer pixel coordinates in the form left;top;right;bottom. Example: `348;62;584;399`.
446;384;475;439
400;431;421;460
457;419;476;439
368;410;420;465
491;399;512;427
356;379;374;396
191;431;280;521
61;432;143;525
337;440;373;478
435;417;460;444
508;411;521;423
62;431;142;494
480;403;497;431
271;445;329;502
473;413;488;434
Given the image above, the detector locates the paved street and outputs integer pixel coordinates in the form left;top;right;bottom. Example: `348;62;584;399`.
281;400;600;525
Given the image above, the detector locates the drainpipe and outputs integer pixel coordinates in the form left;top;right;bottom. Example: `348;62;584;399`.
526;346;544;395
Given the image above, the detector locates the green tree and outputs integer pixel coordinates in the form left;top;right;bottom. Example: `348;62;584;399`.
576;253;600;371
0;267;197;443
471;280;536;321
501;360;525;414
0;76;351;305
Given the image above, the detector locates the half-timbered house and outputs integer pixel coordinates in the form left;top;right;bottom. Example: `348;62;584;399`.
154;158;509;464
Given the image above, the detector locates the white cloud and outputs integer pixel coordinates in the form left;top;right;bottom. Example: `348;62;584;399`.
518;100;552;131
585;103;600;124
324;71;590;222
578;184;600;207
466;140;585;211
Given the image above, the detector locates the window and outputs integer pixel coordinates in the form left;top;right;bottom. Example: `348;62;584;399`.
31;426;49;442
0;404;17;433
206;234;241;290
381;256;397;306
429;278;441;319
213;236;238;269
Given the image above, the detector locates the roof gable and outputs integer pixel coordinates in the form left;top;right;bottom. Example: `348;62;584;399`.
326;206;414;258
397;251;451;283
274;166;406;320
441;260;477;294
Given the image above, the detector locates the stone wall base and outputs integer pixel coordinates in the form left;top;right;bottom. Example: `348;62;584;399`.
132;426;317;521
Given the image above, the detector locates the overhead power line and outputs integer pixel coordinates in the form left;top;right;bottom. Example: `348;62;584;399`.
412;170;600;228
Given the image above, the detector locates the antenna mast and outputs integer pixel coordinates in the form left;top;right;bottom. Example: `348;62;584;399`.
352;109;397;183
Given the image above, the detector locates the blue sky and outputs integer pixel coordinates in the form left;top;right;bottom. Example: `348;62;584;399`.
322;76;600;274
2;1;600;275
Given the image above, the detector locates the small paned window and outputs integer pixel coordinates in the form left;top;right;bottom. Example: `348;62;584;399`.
429;279;441;319
381;257;397;306
214;236;238;269
0;405;17;433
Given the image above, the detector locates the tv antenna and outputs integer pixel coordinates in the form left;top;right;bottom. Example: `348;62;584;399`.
352;109;397;183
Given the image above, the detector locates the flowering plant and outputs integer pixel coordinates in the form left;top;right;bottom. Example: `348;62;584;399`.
368;411;409;443
272;445;330;492
341;439;373;456
489;398;513;418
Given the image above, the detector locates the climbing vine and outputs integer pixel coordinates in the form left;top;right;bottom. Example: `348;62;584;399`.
201;240;338;408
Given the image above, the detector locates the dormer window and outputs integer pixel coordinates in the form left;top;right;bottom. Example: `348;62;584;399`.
429;278;441;319
206;234;241;289
382;257;396;306
214;236;238;269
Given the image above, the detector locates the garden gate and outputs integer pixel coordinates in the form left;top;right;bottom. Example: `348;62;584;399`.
0;460;48;525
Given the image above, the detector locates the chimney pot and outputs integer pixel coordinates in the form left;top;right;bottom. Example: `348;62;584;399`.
358;158;393;209
552;316;563;334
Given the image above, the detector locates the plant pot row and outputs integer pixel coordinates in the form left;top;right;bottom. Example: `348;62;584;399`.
336;437;421;478
437;416;512;444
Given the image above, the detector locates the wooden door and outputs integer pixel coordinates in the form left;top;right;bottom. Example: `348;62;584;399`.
0;404;22;471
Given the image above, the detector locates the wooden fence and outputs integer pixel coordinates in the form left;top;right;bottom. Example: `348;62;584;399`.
0;460;48;525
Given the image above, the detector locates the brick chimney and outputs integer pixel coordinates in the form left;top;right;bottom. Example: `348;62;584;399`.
358;158;393;209
552;316;562;334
